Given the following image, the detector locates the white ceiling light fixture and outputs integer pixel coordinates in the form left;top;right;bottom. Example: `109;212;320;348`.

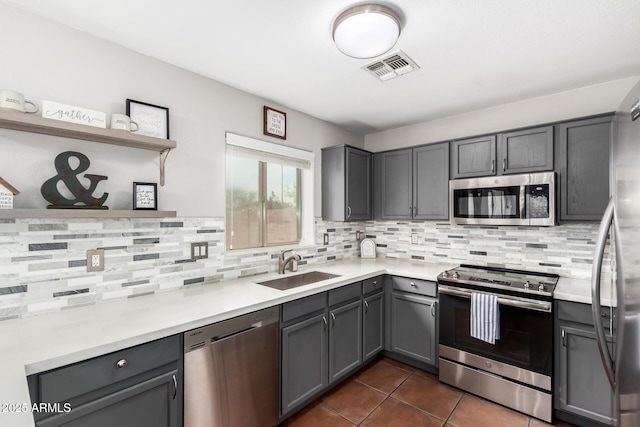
332;4;402;59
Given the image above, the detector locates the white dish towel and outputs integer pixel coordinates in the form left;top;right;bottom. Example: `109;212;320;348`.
470;292;500;345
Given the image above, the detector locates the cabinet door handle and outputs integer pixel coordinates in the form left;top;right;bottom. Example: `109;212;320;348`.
116;359;127;369
172;374;177;400
347;206;352;218
502;158;506;173
372;280;377;285
410;282;417;288
409;206;412;215
491;159;495;173
561;329;566;347
364;300;369;313
413;206;417;217
430;301;437;317
322;316;327;329
330;312;336;326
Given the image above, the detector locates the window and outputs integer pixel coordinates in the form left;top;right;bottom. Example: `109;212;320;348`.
225;133;313;250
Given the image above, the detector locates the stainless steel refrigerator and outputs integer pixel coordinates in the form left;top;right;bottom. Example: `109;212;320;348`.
592;79;640;427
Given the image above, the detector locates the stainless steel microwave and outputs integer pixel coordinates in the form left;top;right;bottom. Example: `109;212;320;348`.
449;172;556;226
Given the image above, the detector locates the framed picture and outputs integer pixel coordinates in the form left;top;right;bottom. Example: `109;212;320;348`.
126;99;170;139
263;106;286;140
133;182;157;210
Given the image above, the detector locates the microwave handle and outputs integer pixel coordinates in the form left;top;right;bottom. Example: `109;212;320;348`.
519;185;526;219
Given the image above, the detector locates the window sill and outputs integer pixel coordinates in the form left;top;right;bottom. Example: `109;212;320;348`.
225;241;320;256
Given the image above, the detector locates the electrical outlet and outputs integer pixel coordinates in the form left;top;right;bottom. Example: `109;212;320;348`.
411;233;418;244
323;233;329;245
356;230;361;241
86;249;105;272
191;242;209;260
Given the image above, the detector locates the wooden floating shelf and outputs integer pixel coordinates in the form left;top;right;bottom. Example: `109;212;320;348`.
0;110;177;185
0;209;177;219
0;110;176;152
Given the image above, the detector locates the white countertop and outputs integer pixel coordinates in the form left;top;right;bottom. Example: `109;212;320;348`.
554;275;616;306
0;257;608;427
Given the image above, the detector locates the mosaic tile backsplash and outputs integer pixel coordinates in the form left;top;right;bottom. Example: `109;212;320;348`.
366;221;609;280
0;216;604;320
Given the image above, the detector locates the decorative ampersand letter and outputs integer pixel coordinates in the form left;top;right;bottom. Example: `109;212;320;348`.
40;151;109;209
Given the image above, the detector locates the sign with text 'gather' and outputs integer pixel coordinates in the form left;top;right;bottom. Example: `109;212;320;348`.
42;100;106;128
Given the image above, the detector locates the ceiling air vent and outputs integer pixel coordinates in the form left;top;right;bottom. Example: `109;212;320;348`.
363;50;419;82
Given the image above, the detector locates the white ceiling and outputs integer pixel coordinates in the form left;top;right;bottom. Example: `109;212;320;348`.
4;0;640;135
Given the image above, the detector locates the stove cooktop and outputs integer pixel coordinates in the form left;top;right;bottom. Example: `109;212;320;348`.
437;264;559;298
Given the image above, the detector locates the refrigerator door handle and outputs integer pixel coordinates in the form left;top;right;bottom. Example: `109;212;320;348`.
591;196;616;391
612;198;625;391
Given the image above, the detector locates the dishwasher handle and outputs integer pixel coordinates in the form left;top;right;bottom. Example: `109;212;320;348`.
212;326;257;342
184;306;280;353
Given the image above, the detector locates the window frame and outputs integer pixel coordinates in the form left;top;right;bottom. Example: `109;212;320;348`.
225;132;314;252
260;162;301;247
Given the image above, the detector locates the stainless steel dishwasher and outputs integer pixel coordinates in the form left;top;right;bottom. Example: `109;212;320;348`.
184;306;280;427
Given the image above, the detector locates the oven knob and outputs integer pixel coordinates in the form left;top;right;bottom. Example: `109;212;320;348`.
538;283;546;291
524;281;530;289
442;270;449;278
452;271;459;279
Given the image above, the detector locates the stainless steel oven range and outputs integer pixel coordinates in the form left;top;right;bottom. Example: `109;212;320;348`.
437;265;559;423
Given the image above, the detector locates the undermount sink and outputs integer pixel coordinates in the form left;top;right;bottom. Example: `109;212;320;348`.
256;271;340;291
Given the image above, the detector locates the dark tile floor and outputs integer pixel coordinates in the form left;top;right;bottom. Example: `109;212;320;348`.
281;357;576;427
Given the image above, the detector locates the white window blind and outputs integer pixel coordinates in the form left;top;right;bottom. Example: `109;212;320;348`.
225;132;312;170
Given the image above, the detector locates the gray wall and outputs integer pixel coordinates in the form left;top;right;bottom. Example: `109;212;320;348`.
364;76;639;152
0;3;363;217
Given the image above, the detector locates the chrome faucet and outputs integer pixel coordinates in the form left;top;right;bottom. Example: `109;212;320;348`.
279;249;301;274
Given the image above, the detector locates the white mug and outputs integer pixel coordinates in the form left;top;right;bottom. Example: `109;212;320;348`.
110;113;139;132
0;89;39;114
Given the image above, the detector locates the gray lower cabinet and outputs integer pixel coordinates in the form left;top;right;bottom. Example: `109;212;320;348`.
391;292;437;365
281;312;328;414
557;115;614;221
374;142;449;220
328;299;363;382
321;144;372;221
363;289;384;361
280;283;363;416
555;300;615;426
389;276;438;366
27;335;183;427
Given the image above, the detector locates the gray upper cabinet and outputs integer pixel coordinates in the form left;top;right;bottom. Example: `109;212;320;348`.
450;135;497;178
377;148;413;220
413;143;450;220
557;116;613;221
498;126;554;174
28;335;183;427
322;145;372;221
452;127;554;179
375;142;449;220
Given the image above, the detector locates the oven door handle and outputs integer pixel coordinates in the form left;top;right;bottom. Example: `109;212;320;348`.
438;285;552;313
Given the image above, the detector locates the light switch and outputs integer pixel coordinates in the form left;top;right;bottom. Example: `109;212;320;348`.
191;242;209;260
